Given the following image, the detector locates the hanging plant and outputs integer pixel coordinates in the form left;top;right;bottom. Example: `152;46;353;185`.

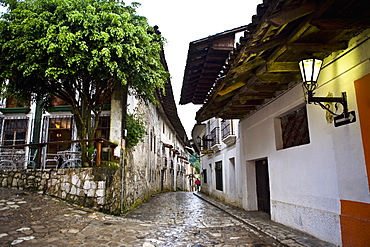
126;112;146;148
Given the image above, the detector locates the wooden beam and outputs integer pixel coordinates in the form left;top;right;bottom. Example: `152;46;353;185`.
287;42;348;53
246;37;286;54
238;92;275;100
222;105;256;112
248;84;289;92
238;99;265;106
218;114;245;120
232;57;266;74
311;18;370;30
214;90;238;102
256;73;301;83
217;82;246;96
257;62;300;74
216;71;254;96
266;2;317;27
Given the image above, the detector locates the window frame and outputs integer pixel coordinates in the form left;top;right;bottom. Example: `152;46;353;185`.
1;117;29;147
275;105;310;150
215;161;223;191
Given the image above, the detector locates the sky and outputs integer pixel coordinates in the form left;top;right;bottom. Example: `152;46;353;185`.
0;0;262;137
135;0;261;137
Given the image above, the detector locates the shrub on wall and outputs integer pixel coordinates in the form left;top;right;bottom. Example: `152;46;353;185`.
126;112;146;148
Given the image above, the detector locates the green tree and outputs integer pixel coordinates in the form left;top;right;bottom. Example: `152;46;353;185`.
125;111;146;148
0;0;169;163
190;154;200;174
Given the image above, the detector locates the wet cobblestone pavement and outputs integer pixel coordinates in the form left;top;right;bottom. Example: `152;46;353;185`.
0;188;333;246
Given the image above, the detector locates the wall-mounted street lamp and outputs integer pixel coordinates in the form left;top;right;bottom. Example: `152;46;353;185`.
299;58;348;117
196;136;214;153
196;136;213;147
299;58;356;127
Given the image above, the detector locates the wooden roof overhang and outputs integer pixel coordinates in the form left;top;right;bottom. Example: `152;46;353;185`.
180;26;250;105
157;50;188;145
180;0;370;122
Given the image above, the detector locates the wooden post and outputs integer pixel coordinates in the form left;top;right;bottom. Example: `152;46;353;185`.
37;144;44;169
110;146;115;162
95;141;102;167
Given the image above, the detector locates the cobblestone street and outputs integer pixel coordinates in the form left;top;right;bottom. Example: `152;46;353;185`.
0;188;334;246
0;188;281;246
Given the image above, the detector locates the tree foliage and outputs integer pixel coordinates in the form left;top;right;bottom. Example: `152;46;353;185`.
0;0;169;161
190;154;200;174
125;111;146;148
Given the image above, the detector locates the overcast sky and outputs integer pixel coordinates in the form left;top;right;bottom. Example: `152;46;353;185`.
135;0;261;137
0;1;262;137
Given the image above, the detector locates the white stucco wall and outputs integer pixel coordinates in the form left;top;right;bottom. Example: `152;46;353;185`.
238;30;370;245
200;118;240;205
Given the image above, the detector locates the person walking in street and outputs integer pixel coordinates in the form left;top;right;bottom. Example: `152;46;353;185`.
195;178;201;191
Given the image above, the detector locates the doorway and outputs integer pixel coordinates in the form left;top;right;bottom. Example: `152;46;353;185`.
160;170;165;191
255;159;270;214
47;117;72;153
229;158;236;202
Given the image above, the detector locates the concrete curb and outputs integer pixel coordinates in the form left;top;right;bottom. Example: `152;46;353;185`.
193;192;336;247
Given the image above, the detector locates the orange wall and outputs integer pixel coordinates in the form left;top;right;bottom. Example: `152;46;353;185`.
340;200;370;246
340;74;370;246
354;73;370;189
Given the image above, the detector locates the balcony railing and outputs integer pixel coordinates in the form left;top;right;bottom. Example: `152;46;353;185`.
221;120;234;139
210;127;220;147
0;138;117;170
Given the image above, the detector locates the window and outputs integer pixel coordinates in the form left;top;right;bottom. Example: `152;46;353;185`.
49;117;71;130
0;98;6;108
221;120;234;139
203;169;207;184
96;116;110;139
210;127;220;146
154;134;156;153
6;97;30;108
280;106;310;149
47;117;72;153
215;161;223;191
149;128;156;153
202;135;212;150
51;96;68;106
2;119;28;147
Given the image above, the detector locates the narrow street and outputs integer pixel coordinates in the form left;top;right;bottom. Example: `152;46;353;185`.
125;192;280;246
0;188;280;246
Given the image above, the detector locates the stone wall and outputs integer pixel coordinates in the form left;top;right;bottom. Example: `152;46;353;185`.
0;167;122;215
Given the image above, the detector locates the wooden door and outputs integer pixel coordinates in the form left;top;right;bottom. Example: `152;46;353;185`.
255;159;270;214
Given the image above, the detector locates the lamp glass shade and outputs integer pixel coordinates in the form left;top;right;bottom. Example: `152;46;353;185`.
196;136;201;146
299;58;323;85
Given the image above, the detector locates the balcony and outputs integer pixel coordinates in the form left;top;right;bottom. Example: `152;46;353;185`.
221;120;236;146
0;138;117;170
210;127;221;153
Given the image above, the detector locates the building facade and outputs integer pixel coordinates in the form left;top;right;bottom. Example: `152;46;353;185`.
237;29;370;245
192;118;239;205
0;61;191;213
181;1;370;245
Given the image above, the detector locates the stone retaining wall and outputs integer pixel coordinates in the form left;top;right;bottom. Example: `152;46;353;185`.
0;167;122;215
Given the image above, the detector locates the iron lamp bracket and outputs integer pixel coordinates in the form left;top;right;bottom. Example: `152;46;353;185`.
307;90;349;118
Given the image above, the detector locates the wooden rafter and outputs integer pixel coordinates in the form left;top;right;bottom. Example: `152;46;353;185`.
266;2;317;27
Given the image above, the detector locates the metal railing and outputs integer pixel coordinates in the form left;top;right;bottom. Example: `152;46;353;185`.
210;127;220;147
221;120;235;139
0;138;117;169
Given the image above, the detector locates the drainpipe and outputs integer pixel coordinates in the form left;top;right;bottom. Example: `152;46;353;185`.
120;86;128;214
110;85;128;214
174;154;177;192
31;100;43;168
120;129;126;214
